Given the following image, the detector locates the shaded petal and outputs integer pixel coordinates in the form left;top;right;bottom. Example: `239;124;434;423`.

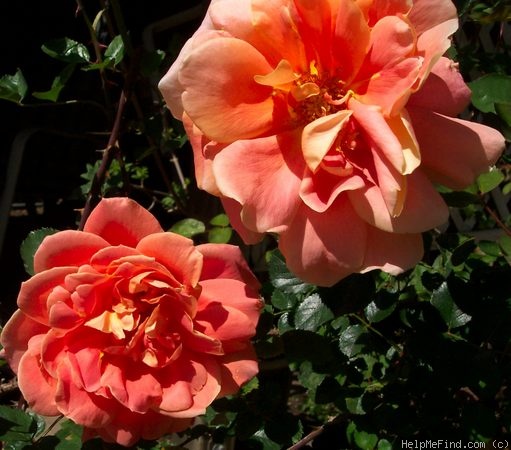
214;132;304;233
279;198;367;286
300;168;366;213
17;335;59;416
196;243;261;291
356;15;416;79
348;169;449;233
180;37;274;142
218;346;259;397
409;107;505;189
93;409;191;447
183;113;224;196
407;0;457;35
221;197;264;244
302;111;353;172
198;278;262;331
55;363;118;428
363;0;412;26
136;233;203;287
0;311;49;372
408;57;471;117
33;231;109;274
165;357;222;419
251;0;307;69
361;226;423;275
84;197;163;247
350;99;405;173
17;267;77;324
355;57;422;116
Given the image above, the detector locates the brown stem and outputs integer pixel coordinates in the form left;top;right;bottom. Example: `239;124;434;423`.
481;199;511;237
78;89;127;230
287;415;350;450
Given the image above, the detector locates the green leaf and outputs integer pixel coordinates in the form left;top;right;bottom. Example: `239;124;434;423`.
33;64;75;102
209;213;230;227
469;74;511;114
0;405;39;442
477;168;505;194
294;293;334;331
498;235;511;256
208;227;232;243
478;240;501;257
0;69;28;104
364;294;396;323
378;439;393;450
249;429;281;450
104;35;125;66
282;330;334;364
430;282;472;329
339;324;368;358
495;102;511;127
271;288;297;310
451;238;476;266
20;228;59;276
41;38;90;63
354;430;378;450
170;218;205;238
267;249;313;295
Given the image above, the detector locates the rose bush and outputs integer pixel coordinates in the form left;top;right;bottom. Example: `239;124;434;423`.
0;197;262;447
159;0;506;286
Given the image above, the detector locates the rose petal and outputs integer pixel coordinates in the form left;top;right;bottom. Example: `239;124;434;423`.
410;106;505;189
361;226;424;275
17;335;59;416
0;311;49;372
197;243;261;291
279;198;367;286
84;197;163;247
17;266;77;324
136;233;203;287
214;131;304;233
34;231;109;274
180;37;275;142
348;168;449;233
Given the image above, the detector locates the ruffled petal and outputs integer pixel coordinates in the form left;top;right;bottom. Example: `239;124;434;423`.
407;0;457;35
33;231;108;274
84;197;163;247
217;346;259;397
221;197;264;244
198;278;262;331
136;233;203;287
409;106;505;189
348;168;449;233
214;132;304;233
302;111;353;172
361;226;423;275
17;335;59;416
180;37;275;142
17;266;77;324
408;57;471;117
279;198;367;286
196;243;261;291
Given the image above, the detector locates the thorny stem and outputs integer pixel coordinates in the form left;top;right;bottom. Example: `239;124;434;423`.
75;0;112;111
78;89;127;230
287;415;350;450
349;313;403;355
480;196;511;237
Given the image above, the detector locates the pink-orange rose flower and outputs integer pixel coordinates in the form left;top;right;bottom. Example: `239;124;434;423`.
0;198;262;447
159;0;505;286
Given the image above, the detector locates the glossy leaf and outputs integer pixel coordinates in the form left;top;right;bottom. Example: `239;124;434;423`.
20;228;59;276
469;74;511;114
430;282;472;329
0;69;28;104
41;38;90;63
294;293;334;331
170;218;205;238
